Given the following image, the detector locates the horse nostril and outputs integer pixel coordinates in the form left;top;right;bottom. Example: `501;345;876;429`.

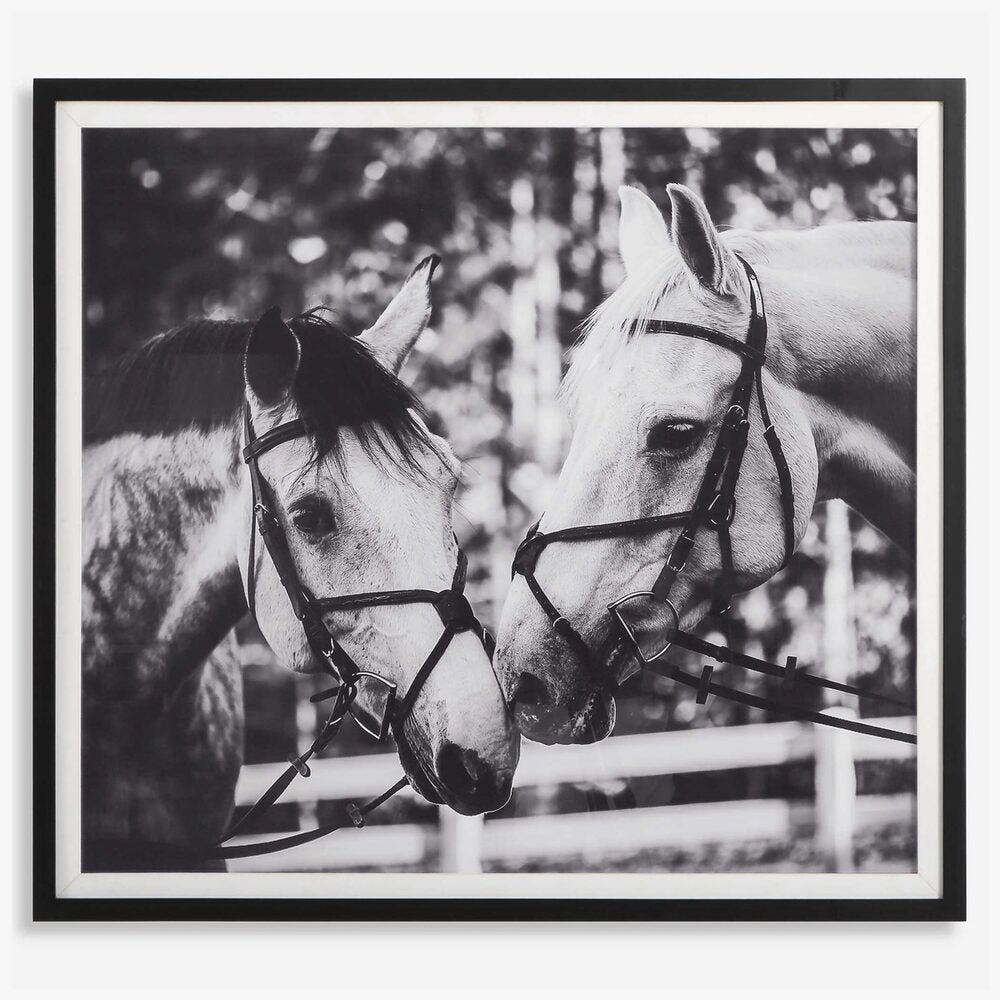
435;742;482;797
511;671;549;708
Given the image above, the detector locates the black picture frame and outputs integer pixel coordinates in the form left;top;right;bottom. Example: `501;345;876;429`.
33;77;966;922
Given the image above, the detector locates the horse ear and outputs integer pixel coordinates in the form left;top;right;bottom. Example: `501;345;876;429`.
360;254;439;375
666;183;735;293
618;186;670;277
243;306;301;407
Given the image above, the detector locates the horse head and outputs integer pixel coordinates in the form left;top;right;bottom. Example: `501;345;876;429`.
496;185;818;745
239;257;518;812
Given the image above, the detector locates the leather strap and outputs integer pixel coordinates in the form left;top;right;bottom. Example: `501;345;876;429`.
757;373;796;568
317;589;442;611
642;320;767;365
206;777;409;861
515;511;690;559
218;695;349;843
669;629;914;711
395;627;457;723
242;418;306;463
645;660;916;745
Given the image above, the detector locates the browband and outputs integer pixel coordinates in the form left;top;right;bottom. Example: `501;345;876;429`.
640;320;767;365
242;418;307;463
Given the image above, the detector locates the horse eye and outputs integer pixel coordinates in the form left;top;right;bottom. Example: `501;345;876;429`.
646;420;701;453
290;504;335;537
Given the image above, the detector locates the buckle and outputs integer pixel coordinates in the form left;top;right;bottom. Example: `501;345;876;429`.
705;492;736;528
667;529;696;573
253;503;280;535
667;552;689;574
726;404;750;431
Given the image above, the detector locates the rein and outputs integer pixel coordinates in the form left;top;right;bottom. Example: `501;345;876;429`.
512;256;915;746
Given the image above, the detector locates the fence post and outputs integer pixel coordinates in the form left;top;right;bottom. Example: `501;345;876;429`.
814;707;858;872
815;500;859;871
438;808;484;874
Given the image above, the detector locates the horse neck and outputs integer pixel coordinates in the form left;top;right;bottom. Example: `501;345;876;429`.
753;223;917;552
82;422;247;703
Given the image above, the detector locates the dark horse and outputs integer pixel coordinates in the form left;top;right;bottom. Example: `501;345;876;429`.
82;258;518;870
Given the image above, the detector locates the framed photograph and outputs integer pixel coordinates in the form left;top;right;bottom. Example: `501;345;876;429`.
34;79;965;921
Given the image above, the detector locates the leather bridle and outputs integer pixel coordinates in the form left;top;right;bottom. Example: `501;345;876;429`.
512;255;915;745
205;403;495;860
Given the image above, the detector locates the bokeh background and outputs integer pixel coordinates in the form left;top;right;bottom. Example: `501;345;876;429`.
83;126;917;872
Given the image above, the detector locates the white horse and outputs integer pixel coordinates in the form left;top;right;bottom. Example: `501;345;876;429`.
83;258;518;870
496;184;915;745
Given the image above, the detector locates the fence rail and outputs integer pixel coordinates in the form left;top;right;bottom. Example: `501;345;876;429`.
229;715;916;873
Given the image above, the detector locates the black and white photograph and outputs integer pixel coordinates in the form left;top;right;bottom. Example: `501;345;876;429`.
33;82;964;920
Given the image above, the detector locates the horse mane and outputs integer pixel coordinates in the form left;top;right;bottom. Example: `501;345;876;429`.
560;230;770;407
84;309;434;471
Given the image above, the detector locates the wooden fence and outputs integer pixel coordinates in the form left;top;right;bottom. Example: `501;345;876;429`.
227;714;915;873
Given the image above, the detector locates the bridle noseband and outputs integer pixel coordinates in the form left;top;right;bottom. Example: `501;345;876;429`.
513;255;915;746
206;403;495;861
